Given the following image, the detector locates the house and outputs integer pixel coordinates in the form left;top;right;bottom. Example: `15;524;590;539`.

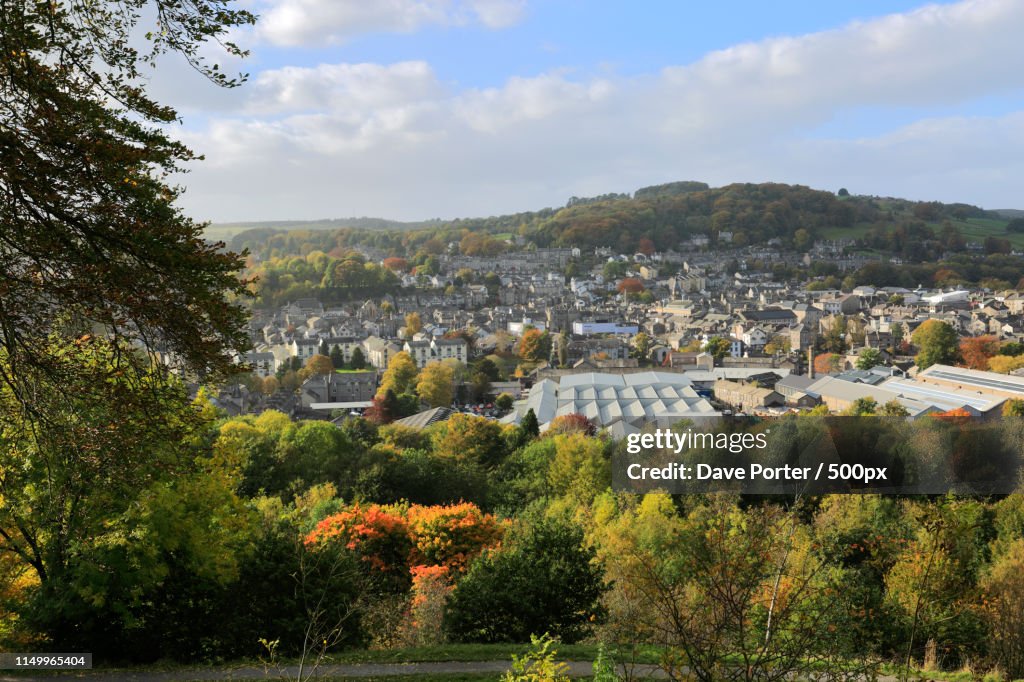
322;336;363;364
242;351;276;377
363;336;402;370
819;294;861;315
289;338;321;361
403;337;469;368
432;337;469;364
403;339;433;368
299;371;378;408
713;380;784;413
775;375;820;406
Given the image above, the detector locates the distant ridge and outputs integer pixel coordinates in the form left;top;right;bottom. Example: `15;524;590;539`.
212;216;443;232
205;180;1024;256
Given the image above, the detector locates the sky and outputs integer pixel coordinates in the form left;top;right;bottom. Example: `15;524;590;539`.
155;0;1024;223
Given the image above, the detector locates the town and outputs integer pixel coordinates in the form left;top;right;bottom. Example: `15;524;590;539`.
212;231;1024;430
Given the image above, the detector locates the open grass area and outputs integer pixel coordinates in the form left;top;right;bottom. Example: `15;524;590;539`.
819;216;1024;249
949;217;1024;248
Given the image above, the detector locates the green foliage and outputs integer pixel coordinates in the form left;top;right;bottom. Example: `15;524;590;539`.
521;409;540;439
0;338;252;655
502;633;571;682
417;362;455;408
846;396;879;416
704;336;731;361
445;519;608;644
378;351;419;398
913;320;960;370
856;347;883;370
0;0;254;389
252;251;400;308
433;414;508;467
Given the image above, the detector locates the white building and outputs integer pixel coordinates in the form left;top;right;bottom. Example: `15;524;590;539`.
502;371;719;431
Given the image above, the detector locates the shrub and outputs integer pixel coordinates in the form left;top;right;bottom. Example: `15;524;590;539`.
444;518;608;644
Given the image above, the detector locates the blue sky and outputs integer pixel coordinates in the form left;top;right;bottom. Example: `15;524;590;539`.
164;0;1024;221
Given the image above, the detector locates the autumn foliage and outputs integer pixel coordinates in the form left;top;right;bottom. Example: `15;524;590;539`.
932;407;973;425
814;352;843;375
382;257;409;272
617;277;645;294
406;503;504;573
959;335;1001;371
306;502;503;578
547;413;598;437
305;504;412;576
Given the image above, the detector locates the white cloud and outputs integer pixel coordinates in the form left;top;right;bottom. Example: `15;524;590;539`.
247;61;443;115
454;72;614;132
174;0;1024;221
254;0;526;46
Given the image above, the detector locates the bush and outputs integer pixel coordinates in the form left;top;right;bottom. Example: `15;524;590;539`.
444;518;608;644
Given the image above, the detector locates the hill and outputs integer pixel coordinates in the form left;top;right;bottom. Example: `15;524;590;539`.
209;181;1024;259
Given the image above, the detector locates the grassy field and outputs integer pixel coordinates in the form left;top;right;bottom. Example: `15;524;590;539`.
949;217;1024;248
818;216;1024;248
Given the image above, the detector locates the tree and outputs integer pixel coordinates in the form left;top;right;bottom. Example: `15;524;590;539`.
349;346;367;370
764;334;791;356
814;353;843;375
517;328;551;362
879;400;911;417
261;375;280;395
302;353;335;378
1001;342;1024;357
912;320;960;370
891;322;905;349
365;388;399;425
444;519;607;644
382;257;408;272
980;539;1024;678
434;414;506;467
856;347;882;370
838;188;850;197
406;503;503;573
0;0;255;402
304;504;413;592
1003;399;1024;417
472;357;501;382
404;312;423;339
0;338;251;649
845;397;878;416
959;335;1001;371
329;345;345;369
547;413;597;437
617;278;645;295
416;362;455;408
989;355;1024;374
556;332;568;367
595;495;864;682
520;409;540;441
704;336;731;361
631;332;652;361
602;260;628;280
468;371;493;403
495;393;514;411
377;351;418;398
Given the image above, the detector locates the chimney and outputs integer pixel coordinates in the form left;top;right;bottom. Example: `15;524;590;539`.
808;346;814;379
